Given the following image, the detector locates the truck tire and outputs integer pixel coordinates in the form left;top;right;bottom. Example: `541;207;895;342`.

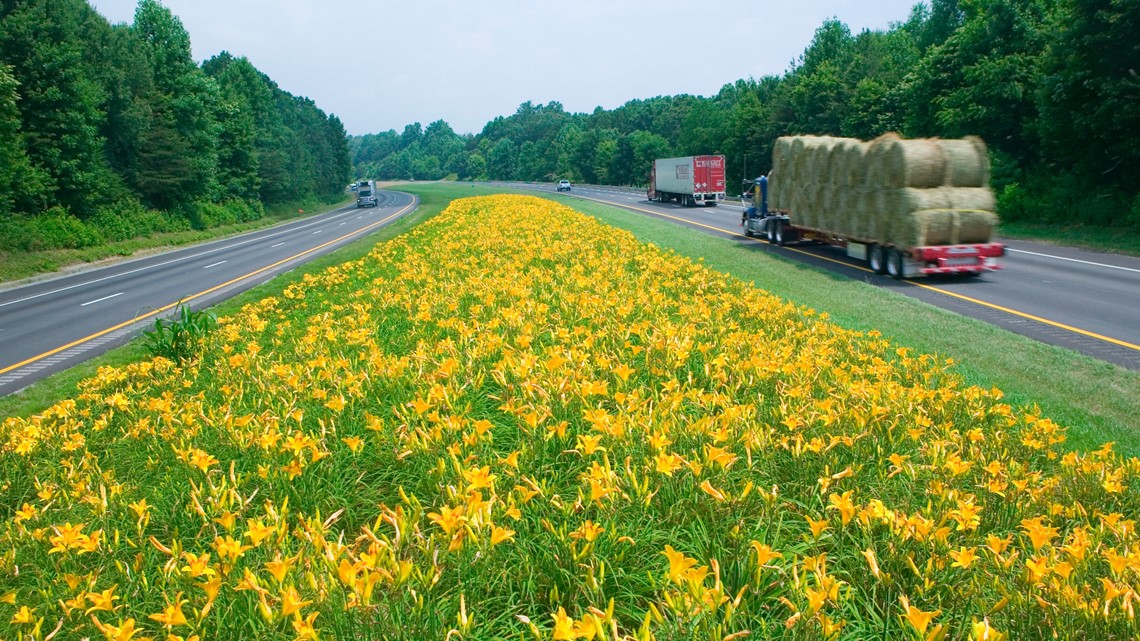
869;245;887;274
887;249;905;279
765;221;777;243
774;221;786;246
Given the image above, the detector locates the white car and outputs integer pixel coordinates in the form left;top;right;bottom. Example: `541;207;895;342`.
557;180;572;192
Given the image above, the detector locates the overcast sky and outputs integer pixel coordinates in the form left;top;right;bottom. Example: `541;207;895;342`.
90;0;921;137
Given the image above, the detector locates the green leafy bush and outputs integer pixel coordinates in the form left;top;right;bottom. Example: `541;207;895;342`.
997;173;1137;227
89;199;188;241
141;303;216;363
0;208;104;252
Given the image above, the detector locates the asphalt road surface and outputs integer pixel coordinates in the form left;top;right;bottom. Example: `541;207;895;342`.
0;191;417;397
525;183;1140;371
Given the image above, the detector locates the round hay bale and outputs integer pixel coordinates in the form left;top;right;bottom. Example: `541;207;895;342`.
806;183;824;229
803;137;826;186
850;187;871;239
835;186;861;238
865;133;901;189
882;138;945;189
942;187;996;212
827;139;851;189
866;188;888;240
771;137;795;209
891;209;957;248
792;180;809;225
792;137;810;194
940;137;990;187
884;188;952;219
843;141;870;187
956;209;998;243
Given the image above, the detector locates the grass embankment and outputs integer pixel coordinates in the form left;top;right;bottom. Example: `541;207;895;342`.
2;193;1137;641
0;197;354;286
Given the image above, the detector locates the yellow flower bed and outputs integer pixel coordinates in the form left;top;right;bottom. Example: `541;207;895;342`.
1;195;1136;640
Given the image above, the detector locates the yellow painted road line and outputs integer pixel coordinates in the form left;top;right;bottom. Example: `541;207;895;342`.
904;281;1140;351
572;194;1140;354
0;200;415;377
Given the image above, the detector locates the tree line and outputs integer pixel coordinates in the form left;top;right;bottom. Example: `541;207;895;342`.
0;0;351;253
353;0;1138;227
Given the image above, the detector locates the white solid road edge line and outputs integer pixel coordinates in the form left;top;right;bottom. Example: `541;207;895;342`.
1005;248;1140;273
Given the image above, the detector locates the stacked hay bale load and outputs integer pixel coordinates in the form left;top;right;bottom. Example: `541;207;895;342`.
767;133;996;249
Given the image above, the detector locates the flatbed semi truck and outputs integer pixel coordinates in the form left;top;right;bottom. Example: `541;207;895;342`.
742;135;1004;279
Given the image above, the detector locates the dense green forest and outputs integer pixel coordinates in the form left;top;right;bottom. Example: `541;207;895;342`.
353;0;1139;227
0;0;351;254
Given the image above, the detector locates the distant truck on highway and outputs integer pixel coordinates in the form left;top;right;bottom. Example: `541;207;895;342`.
648;155;726;206
741;134;1004;279
356;180;378;208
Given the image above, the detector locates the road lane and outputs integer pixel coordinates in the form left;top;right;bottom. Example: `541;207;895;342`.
526;183;1140;370
0;191;417;396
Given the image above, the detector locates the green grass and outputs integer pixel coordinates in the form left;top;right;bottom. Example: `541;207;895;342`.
4;182;1138;459
0;196;354;285
998;220;1140;257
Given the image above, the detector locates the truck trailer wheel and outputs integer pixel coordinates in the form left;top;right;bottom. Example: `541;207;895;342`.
774;221;787;246
886;249;905;279
869;245;887;274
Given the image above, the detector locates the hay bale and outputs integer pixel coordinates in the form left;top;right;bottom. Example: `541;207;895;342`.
849;187;871;239
865;133;902;189
942;187;996;212
866;188;889;241
803;137;829;185
835;186;863;238
956;209;998;243
805;185;819;228
791;137;811;201
791;180;809;227
771;137;795;210
940;136;990;187
882;189;950;246
884;188;952;219
882;138;946;189
827;139;851;188
843;141;870;187
890;209;957;248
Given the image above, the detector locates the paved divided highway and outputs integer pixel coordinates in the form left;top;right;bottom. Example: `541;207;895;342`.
2;183;1136;401
524;183;1140;371
0;192;417;396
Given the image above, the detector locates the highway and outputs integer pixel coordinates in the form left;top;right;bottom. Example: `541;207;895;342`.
527;183;1140;371
0;191;417;396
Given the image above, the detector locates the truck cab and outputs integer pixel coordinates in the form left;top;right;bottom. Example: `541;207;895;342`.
356;181;378;208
